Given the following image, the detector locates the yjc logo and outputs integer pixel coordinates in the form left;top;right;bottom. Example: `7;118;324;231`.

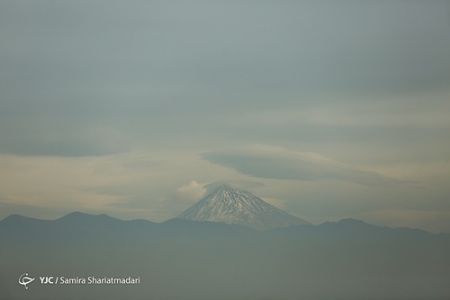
40;276;55;284
18;273;35;290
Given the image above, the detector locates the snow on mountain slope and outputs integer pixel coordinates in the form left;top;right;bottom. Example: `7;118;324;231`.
178;184;309;230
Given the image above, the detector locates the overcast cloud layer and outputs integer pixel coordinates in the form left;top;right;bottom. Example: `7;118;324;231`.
1;1;450;232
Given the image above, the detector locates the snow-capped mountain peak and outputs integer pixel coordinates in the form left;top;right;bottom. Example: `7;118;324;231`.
178;184;309;230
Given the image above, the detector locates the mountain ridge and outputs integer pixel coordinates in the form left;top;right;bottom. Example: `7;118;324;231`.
1;211;448;236
2;211;449;300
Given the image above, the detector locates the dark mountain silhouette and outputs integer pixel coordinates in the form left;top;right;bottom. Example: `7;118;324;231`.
1;212;450;300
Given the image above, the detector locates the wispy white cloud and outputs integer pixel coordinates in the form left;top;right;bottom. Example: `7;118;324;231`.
176;180;207;202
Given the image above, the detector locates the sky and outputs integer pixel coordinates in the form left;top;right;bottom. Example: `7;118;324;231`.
1;0;450;232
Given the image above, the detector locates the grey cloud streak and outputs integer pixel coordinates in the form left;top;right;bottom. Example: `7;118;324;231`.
203;146;403;186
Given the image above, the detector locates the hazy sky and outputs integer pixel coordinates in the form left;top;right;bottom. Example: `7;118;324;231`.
1;0;450;232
